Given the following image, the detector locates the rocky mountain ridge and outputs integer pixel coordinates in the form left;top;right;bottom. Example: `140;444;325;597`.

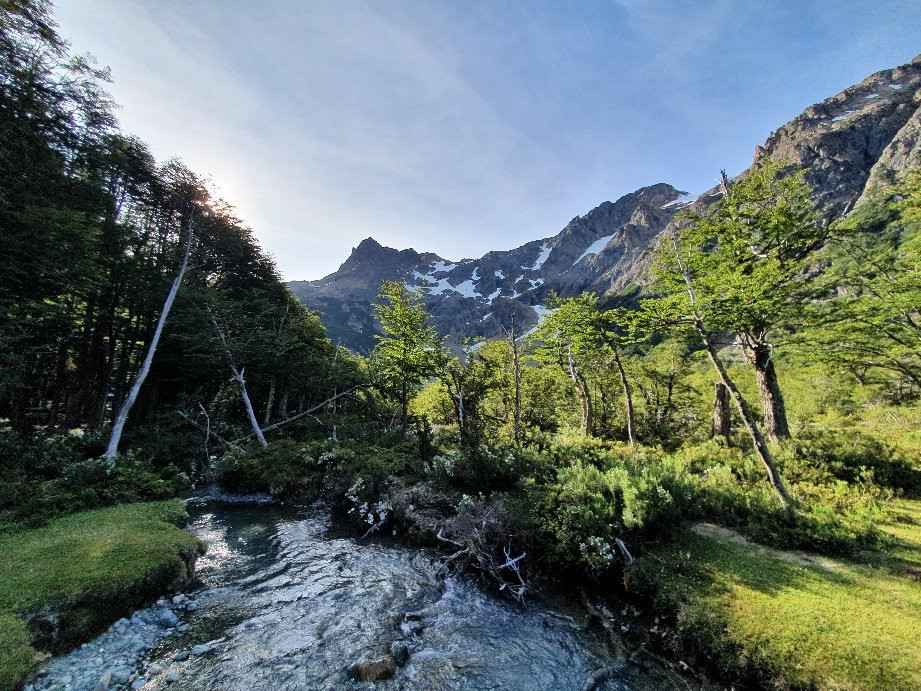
289;55;921;353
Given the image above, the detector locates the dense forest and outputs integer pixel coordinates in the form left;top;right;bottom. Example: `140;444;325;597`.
0;0;363;516
2;2;920;690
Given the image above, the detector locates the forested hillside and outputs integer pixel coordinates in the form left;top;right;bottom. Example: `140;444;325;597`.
0;1;361;494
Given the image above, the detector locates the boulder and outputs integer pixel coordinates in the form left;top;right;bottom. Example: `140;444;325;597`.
352;656;397;682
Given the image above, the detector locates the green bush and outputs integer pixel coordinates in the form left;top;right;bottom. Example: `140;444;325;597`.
783;429;921;495
681;442;886;555
429;446;531;490
0;430;106;478
0;459;178;527
214;438;423;502
538;456;694;575
214;440;326;497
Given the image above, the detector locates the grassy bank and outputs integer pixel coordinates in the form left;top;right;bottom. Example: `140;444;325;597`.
629;498;921;689
0;500;203;690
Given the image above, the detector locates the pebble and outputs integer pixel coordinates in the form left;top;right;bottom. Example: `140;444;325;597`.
191;643;212;656
23;600;191;691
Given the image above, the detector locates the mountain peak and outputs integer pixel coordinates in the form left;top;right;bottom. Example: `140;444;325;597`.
340;237;402;271
355;237;382;251
289;57;921;354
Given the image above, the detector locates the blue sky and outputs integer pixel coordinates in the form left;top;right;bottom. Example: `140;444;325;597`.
55;0;921;280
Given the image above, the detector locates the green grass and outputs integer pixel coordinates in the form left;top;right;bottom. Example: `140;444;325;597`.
630;498;921;690
0;500;202;690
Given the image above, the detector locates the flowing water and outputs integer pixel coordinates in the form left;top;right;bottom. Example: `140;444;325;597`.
30;497;692;691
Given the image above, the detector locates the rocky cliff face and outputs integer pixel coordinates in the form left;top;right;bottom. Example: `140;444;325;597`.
289;55;921;353
754;55;921;211
289;183;689;352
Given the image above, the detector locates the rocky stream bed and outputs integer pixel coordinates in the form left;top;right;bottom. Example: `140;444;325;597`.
26;495;689;690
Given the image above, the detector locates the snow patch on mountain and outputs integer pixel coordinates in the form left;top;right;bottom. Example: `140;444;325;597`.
574;234;615;264
431;260;457;273
530;242;552;270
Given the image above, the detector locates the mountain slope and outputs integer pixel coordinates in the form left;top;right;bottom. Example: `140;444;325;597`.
289;55;921;353
289;183;687;352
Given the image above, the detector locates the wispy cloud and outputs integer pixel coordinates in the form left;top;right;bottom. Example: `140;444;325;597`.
55;0;921;278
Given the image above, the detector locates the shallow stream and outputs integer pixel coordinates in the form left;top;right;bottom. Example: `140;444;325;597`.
29;496;690;690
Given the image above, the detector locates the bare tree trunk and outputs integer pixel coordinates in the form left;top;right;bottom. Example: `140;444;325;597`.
698;325;790;506
565;341;593;436
230;385;366;442
711;382;731;439
598;384;609;435
746;343;790;441
208;309;268;447
264;375;275;427
612;349;636;447
278;385;289;419
238;369;268;447
458;385;464;428
177;410;234;448
106;223;194;463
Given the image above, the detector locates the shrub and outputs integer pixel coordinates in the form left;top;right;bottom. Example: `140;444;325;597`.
0;455;178;527
429;446;527;490
214;440;328;497
783;429;921;495
539;458;692;574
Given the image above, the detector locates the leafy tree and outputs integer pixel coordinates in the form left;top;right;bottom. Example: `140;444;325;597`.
530;295;603;436
440;341;500;450
0;0;351;460
805;171;921;393
370;280;444;434
597;307;640;446
631;336;697;444
530;294;639;442
642;160;829;506
658;160;827;441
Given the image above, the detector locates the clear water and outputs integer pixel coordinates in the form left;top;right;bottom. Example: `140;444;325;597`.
36;499;695;690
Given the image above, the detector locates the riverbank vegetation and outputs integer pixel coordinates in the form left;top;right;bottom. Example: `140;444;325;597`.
207;171;921;687
2;1;920;689
0;501;201;689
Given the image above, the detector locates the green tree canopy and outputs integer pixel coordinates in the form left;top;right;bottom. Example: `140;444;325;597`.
649;159;826;441
370;280;445;433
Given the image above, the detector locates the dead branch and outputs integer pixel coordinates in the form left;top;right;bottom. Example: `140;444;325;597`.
177;410;235;448
436;527;465;548
361;520;384;540
614;537;634;565
230;384;368;443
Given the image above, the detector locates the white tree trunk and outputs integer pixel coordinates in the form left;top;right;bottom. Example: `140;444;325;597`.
208;309;269;448
106;224;194;464
236;367;268;447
